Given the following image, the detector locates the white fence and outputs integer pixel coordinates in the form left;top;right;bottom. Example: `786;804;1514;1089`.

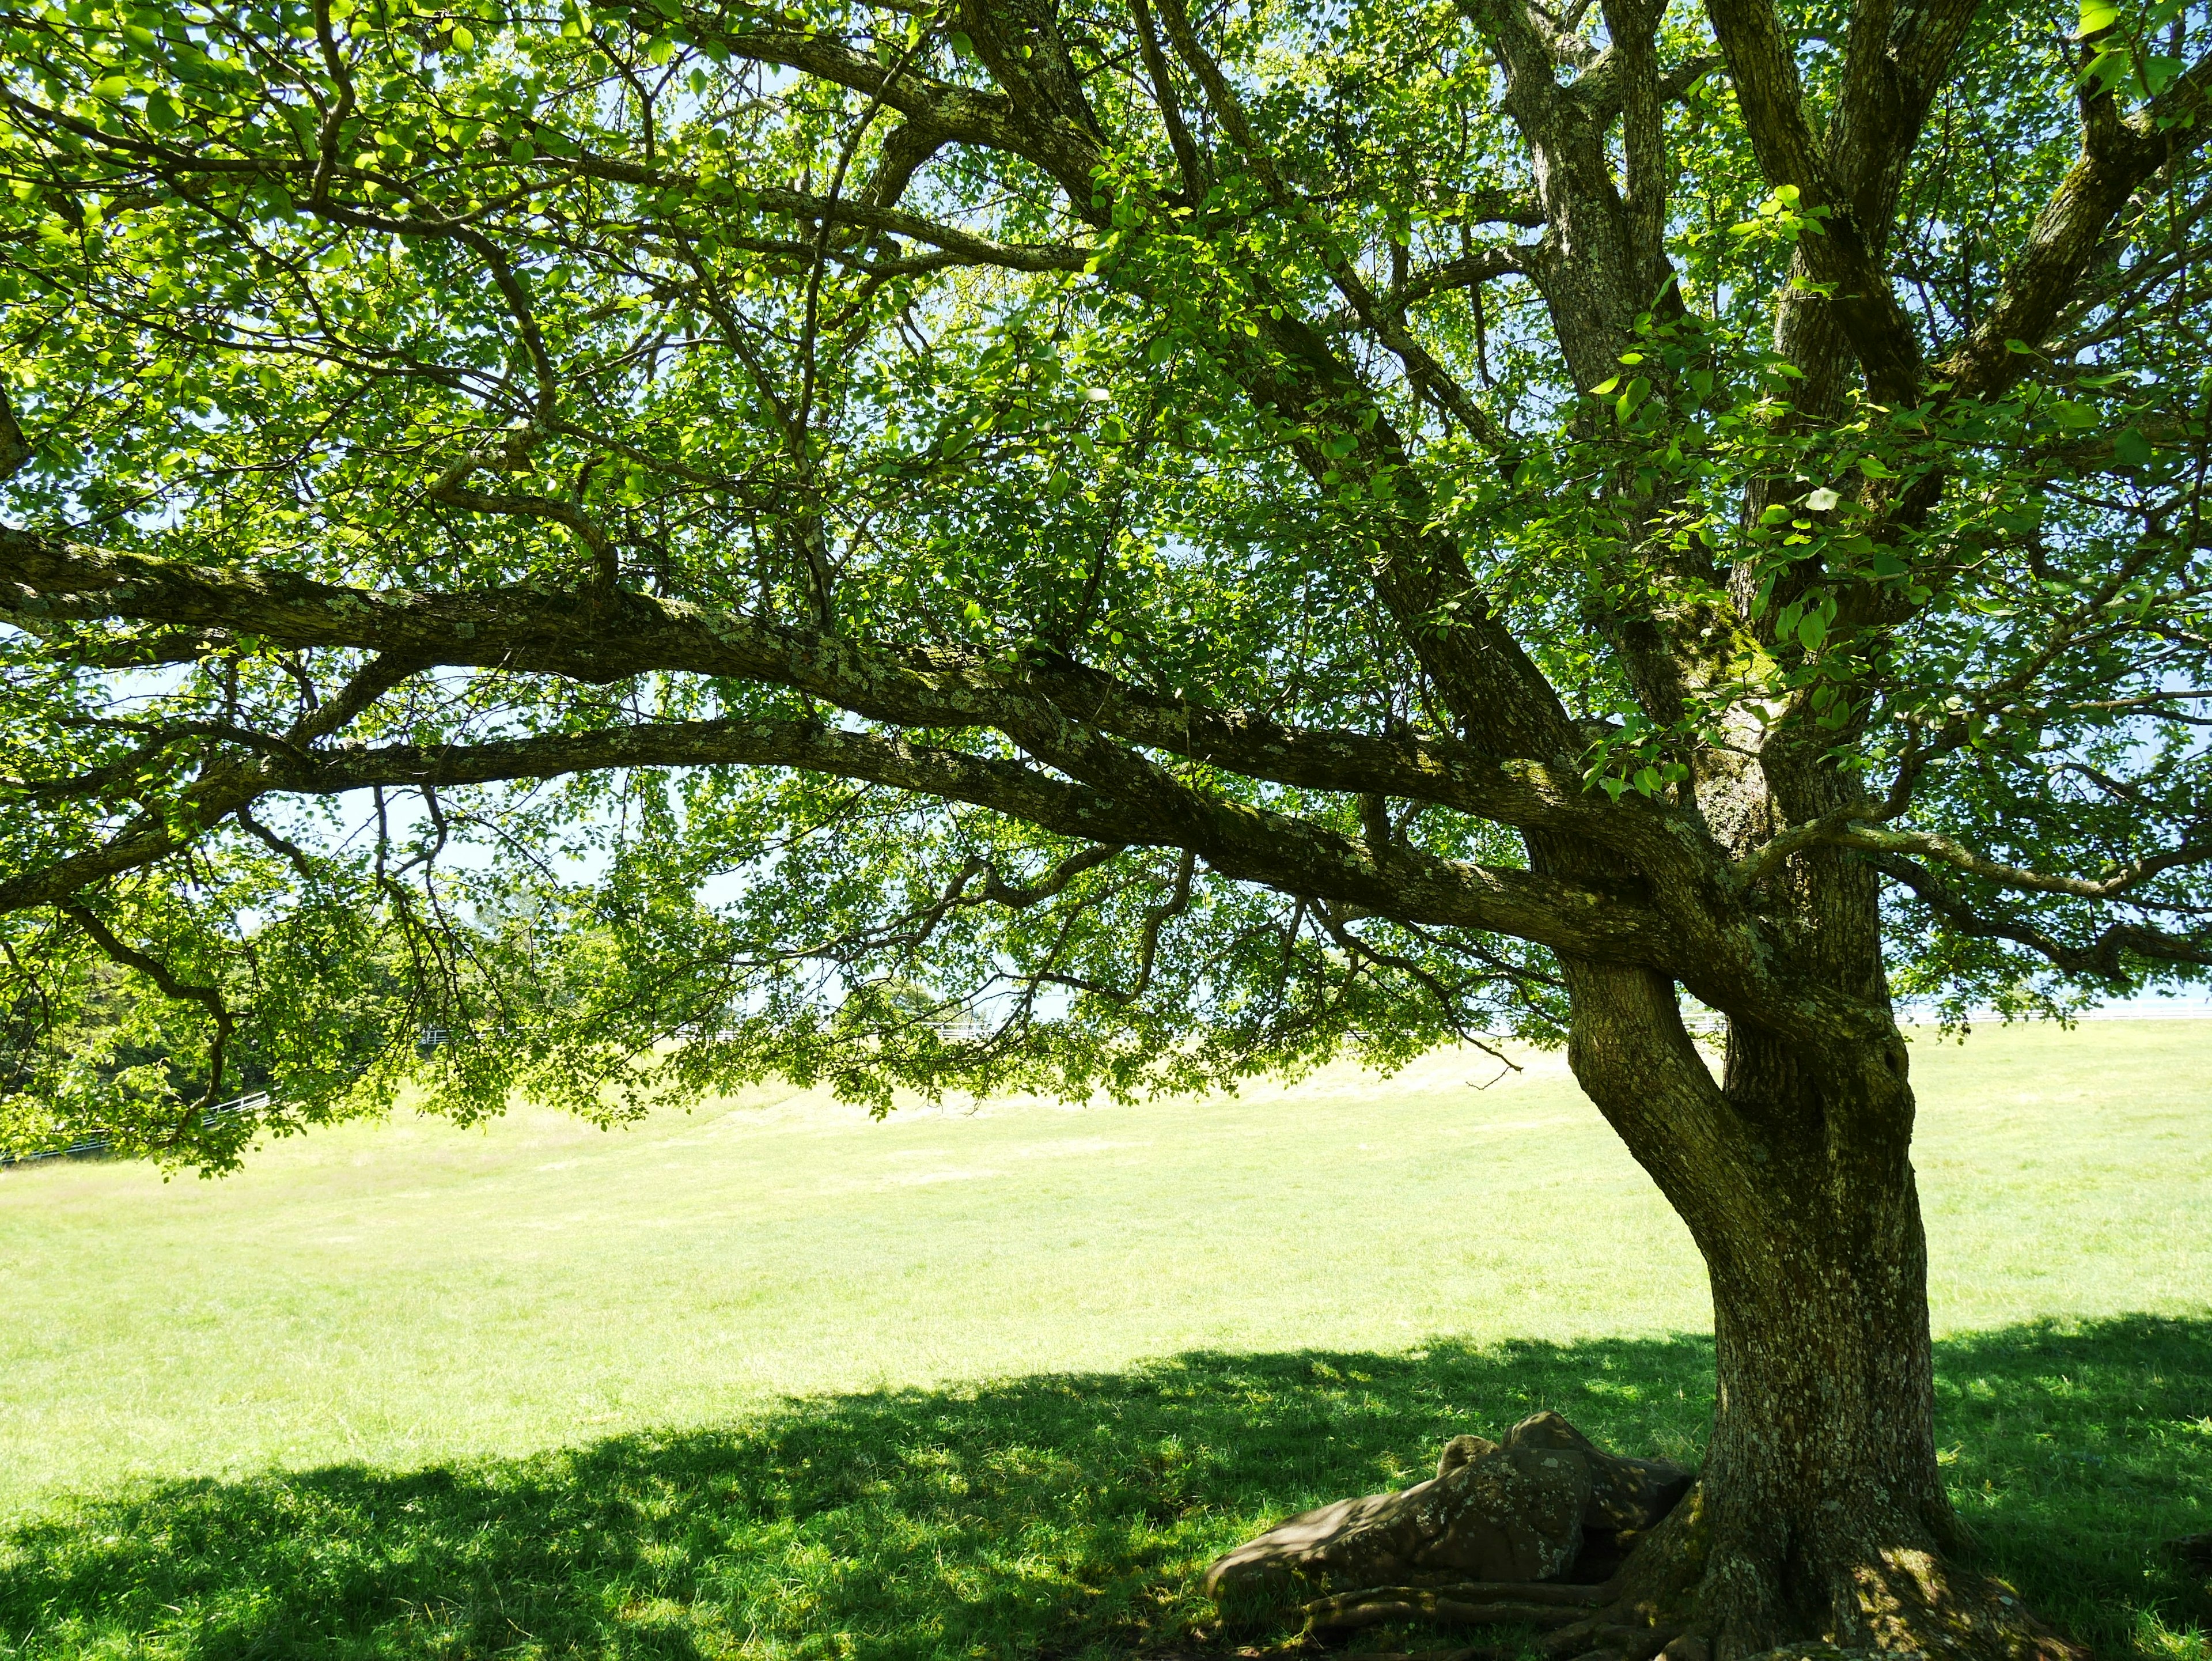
0;1091;272;1169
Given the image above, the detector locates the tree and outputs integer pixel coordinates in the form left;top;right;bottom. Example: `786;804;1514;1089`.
2;0;2207;1647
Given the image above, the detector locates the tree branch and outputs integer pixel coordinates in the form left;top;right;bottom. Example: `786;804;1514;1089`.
17;717;1671;963
1151;0;1504;444
61;902;236;1114
1827;821;2212;899
1873;854;2212;978
1130;0;1210;198
0;529;1615;835
1941;54;2212;399
1699;0;1926;400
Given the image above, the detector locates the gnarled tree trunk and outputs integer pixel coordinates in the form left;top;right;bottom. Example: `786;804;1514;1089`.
1558;925;2055;1660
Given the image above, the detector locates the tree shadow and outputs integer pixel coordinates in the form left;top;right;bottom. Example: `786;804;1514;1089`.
1;1317;2205;1660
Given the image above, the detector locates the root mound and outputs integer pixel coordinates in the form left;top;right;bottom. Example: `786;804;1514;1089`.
1201;1416;2081;1661
1203;1411;1688;1621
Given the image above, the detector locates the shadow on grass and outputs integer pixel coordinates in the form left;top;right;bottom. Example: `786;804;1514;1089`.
1;1317;2205;1661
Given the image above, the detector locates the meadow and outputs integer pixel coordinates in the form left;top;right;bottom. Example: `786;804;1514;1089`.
0;1020;2206;1660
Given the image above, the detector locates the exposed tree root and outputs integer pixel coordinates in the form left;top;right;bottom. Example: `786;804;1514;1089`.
1291;1481;2078;1661
1563;1500;2073;1661
1211;1417;2083;1661
1302;1582;1600;1634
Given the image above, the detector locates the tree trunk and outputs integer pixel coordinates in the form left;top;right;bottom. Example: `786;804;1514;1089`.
1558;958;2067;1661
1698;1122;1949;1655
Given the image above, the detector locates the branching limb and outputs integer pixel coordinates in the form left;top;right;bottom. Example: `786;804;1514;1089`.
828;843;1134;963
1033;847;1196;1002
0;708;1672;967
290;652;424;745
1393;248;1529;308
1699;0;1925;400
1312;899;1522;1055
60;902;236;1116
1827;822;2212;900
861;118;951;209
1129;0;1210;199
0;529;1622;837
1873;854;2212;977
1941;53;2212;400
234;803;321;882
426;469;620;592
1455;187;1547;227
12;624;235;668
607;172;1097;273
1150;0;1504;445
286;721;1656;955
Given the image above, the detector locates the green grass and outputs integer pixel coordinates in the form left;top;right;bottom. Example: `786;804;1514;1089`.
0;1021;2207;1659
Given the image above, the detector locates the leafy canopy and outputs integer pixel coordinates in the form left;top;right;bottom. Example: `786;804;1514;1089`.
1;0;2209;1166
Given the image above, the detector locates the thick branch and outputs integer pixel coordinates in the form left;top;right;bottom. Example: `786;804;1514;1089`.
1395;248;1528;307
1130;0;1210;198
1;715;1670;964
1941;56;2212;399
1700;0;1925;399
1874;854;2212;978
1823;821;2212;900
0;529;1618;837
1150;0;1502;445
298;724;1660;954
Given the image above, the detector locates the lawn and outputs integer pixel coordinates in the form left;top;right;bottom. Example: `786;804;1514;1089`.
0;1020;2206;1660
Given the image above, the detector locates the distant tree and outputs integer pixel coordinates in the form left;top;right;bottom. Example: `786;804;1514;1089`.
2;0;2207;1649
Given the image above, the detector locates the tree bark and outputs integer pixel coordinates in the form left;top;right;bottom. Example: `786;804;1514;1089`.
1695;1093;1949;1656
1557;947;2067;1661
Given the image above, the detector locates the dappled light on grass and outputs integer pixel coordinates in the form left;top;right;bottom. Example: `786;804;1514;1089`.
2;1319;2205;1661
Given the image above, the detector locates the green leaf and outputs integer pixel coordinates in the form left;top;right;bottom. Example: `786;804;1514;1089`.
2073;0;2119;37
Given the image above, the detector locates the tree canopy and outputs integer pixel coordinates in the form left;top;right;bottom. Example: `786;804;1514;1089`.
2;0;2209;1167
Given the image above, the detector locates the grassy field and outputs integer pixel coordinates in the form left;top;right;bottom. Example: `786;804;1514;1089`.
0;1021;2207;1659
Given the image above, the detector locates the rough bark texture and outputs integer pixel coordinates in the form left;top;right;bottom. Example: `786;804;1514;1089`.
1205;1412;1691;1608
1552;898;2071;1661
1209;934;2074;1661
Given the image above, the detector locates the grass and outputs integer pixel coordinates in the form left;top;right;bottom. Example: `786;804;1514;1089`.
0;1021;2207;1658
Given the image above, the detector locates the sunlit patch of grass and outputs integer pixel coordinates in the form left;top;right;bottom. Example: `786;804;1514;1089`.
0;1022;2206;1656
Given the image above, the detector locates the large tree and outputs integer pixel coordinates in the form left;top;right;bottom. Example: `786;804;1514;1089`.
2;0;2207;1649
